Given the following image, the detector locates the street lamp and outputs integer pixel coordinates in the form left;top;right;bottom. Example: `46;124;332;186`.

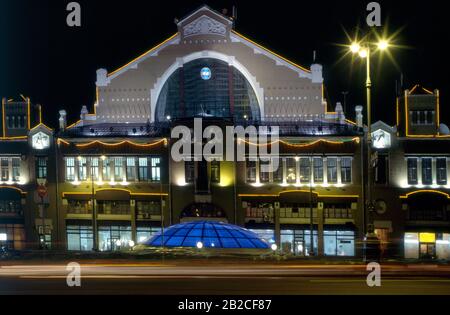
348;37;390;238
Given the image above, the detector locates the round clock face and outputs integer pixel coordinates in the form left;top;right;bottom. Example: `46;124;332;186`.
200;67;211;80
32;131;50;150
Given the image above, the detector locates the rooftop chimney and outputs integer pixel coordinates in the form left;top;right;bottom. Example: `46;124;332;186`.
59;110;67;130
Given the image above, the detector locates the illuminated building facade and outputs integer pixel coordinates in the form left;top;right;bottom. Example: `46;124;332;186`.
1;6;449;260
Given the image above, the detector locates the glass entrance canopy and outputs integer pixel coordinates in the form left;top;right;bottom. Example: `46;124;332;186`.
143;221;270;249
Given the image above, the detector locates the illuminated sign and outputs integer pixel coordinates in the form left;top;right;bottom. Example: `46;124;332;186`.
200;67;211;80
32;132;50;150
419;232;436;243
371;129;391;149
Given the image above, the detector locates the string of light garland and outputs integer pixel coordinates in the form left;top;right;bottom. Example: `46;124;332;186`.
237;137;360;148
58;138;168;148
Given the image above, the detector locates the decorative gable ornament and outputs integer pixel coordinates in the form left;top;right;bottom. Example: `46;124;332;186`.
371;129;391;149
183;15;226;38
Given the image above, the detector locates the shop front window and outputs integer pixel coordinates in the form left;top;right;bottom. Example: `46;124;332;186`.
407;158;418;185
0;224;25;250
67;225;93;251
327;158;337;183
98;225;132;251
136;226;161;243
324;230;355;256
286;158;297;183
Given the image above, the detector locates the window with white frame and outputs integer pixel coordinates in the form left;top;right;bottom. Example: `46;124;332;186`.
422;158;432;185
102;157;111;181
327;158;338;183
126;157;136;181
341;157;352;183
65;157;75;181
36;157;47;179
286;158;297;183
90;157;99;181
407;158;418;185
436;158;447;185
138;158;148;181
78;157;87;181
12;158;21;182
299;158;310;183
246;160;256;183
313;158;323;183
150;157;161;182
113;157;123;181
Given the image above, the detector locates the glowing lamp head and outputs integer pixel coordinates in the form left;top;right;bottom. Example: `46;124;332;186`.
271;244;278;251
128;240;135;247
377;40;389;51
350;42;361;53
196;241;203;249
358;49;368;58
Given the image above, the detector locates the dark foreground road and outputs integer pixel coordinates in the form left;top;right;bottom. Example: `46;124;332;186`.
1;262;450;294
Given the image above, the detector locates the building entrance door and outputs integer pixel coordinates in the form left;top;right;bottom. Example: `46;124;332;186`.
420;243;435;258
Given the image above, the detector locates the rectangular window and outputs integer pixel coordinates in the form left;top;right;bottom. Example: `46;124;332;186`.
259;159;270;183
341;157;352;183
12;158;21;182
36;157;47;179
422;158;432;185
67;225;93;251
327;158;338;183
246;160;256;183
407;158;418;185
286;158;297;183
78;157;87;181
313;158;323;183
90;157;99;181
210;160;220;183
138;158;148;181
65;157;75;181
299;158;310;183
1;158;9;181
126;157;136;181
102;157;111;181
436;158;447;185
151;157;161;182
185;160;195;183
374;155;387;184
272;158;283;183
113;157;123;181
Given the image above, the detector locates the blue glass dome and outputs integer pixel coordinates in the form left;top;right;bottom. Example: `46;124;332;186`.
143;221;269;249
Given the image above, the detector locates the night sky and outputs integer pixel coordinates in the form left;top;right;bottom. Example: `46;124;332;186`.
1;0;449;128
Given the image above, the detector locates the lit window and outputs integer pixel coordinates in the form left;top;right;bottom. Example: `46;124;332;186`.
78;157;87;181
210;160;220;183
422;158;432;185
1;158;9;181
286;158;297;183
138;158;148;181
65;157;75;181
407;158;418;185
102;157;111;181
340;157;352;183
246;160;256;183
185;160;195;183
151;157;161;182
90;157;99;181
36;157;47;179
436;158;447;185
126;157;136;181
259;159;270;183
299;158;310;183
327;158;337;183
272;158;283;183
113;157;123;181
12;158;21;182
313;158;323;183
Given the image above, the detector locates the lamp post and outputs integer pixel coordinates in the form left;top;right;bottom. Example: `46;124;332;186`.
349;37;390;240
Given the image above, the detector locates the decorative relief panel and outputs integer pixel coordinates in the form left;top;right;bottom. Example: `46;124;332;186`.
183;15;227;38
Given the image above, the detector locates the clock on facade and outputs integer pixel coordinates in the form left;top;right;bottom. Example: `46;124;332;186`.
200;67;211;80
32;132;50;150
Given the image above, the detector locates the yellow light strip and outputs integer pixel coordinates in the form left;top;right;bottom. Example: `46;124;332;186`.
231;30;311;73
238;191;359;198
399;190;450;199
62;190;168;198
437;89;440;131
423;87;433;95
345;119;357;126
39;105;42;124
239;137;360;148
408;84;419;94
0;136;28;140
66;120;82;130
74;138;167;148
0;186;27;195
396;97;400;129
57;138;71;145
108;33;179;77
30;123;54;132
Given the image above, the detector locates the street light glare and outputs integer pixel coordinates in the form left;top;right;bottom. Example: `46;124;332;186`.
377;40;389;50
358;49;368;58
350;42;360;53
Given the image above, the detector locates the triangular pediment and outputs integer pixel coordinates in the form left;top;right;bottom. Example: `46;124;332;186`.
177;5;232;39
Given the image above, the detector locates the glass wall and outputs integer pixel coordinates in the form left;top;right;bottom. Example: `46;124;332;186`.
0;224;25;250
67;225;93;251
324;230;355;256
137;226;161;243
98;225;132;251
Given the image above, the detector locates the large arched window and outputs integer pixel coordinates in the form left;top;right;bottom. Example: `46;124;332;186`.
155;58;260;122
